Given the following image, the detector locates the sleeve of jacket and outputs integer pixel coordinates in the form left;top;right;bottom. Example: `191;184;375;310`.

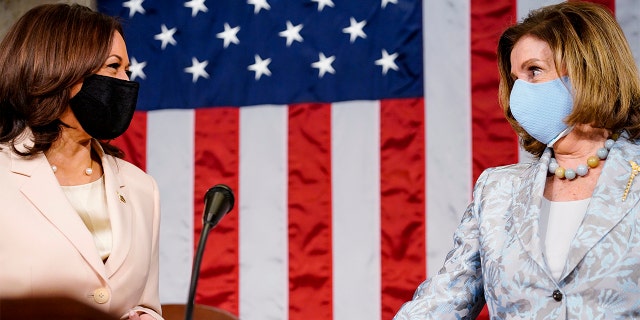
393;168;494;320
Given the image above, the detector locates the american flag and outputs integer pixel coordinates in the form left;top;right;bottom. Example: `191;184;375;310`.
95;0;637;319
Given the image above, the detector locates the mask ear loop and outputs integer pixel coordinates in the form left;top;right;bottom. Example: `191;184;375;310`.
548;75;574;148
548;126;574;148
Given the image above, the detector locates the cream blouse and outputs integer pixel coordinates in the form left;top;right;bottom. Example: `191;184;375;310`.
61;176;112;261
539;197;590;280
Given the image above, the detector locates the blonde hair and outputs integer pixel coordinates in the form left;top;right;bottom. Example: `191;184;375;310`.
497;1;640;157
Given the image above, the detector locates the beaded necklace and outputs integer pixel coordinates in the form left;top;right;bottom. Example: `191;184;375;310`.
549;136;616;180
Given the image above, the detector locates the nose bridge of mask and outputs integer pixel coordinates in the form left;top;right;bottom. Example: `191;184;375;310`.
85;74;139;105
509;77;573;145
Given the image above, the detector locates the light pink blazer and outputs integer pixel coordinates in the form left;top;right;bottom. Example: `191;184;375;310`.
0;134;163;319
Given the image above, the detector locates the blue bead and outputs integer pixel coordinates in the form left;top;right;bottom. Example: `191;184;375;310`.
605;139;615;150
565;169;577;180
597;148;608;160
576;164;589;176
549;161;559;174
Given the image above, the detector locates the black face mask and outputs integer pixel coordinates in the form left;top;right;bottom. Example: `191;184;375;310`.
69;74;139;140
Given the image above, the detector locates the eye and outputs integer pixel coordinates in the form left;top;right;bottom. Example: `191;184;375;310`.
107;62;121;70
529;66;542;77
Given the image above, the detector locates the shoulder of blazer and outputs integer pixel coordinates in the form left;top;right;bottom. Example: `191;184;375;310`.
92;140;151;182
101;152;158;203
477;161;539;187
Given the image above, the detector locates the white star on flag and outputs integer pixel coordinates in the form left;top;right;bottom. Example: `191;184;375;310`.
342;17;367;43
216;23;241;48
311;52;335;78
247;55;272;80
375;49;399;75
311;0;334;12
184;57;209;83
122;0;145;18
278;21;303;47
381;0;398;9
129;57;147;80
184;0;208;17
247;0;271;14
154;24;177;50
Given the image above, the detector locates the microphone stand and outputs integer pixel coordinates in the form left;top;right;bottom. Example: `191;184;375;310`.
185;222;214;320
184;184;234;320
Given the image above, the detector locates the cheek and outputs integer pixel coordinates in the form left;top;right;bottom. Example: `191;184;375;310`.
59;107;79;126
69;82;83;99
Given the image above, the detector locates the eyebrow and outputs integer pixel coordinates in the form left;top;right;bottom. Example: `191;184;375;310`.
107;54;130;68
108;54;123;62
518;58;542;70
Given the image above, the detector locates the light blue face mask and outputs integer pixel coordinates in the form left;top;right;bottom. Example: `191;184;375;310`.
509;76;573;146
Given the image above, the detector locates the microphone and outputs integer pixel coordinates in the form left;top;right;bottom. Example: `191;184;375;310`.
202;184;235;228
185;184;235;320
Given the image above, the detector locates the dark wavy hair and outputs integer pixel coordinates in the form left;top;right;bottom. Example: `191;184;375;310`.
497;1;640;157
0;3;125;157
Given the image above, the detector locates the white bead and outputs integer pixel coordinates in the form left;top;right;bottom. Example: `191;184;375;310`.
597;148;608;160
605;139;615;150
548;161;559;174
85;167;93;175
51;165;57;173
576;164;588;176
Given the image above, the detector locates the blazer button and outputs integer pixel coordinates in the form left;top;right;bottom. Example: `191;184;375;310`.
552;289;563;302
93;287;110;304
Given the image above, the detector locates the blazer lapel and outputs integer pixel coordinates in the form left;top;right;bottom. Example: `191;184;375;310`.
562;137;640;279
511;150;553;277
99;143;133;277
11;151;107;278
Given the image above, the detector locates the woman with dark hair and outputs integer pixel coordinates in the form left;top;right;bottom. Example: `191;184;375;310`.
395;1;640;319
0;4;162;320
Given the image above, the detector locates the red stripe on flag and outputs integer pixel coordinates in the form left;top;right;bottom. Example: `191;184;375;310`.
471;0;518;182
112;111;147;171
471;3;515;318
380;98;425;320
581;0;615;12
287;103;333;320
194;107;240;315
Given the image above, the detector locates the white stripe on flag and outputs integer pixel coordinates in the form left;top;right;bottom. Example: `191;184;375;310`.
517;0;562;20
239;105;289;320
151;109;195;304
617;0;640;69
423;0;472;277
332;100;381;320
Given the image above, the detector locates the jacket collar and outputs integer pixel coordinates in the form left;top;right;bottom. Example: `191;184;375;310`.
94;140;134;277
511;150;551;279
563;136;640;279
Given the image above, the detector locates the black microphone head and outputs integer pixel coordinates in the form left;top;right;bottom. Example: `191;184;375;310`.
206;184;235;211
203;184;235;227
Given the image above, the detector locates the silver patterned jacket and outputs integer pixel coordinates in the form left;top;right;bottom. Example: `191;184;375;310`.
395;136;640;319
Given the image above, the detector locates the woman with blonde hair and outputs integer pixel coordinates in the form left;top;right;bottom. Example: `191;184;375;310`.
395;1;640;319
